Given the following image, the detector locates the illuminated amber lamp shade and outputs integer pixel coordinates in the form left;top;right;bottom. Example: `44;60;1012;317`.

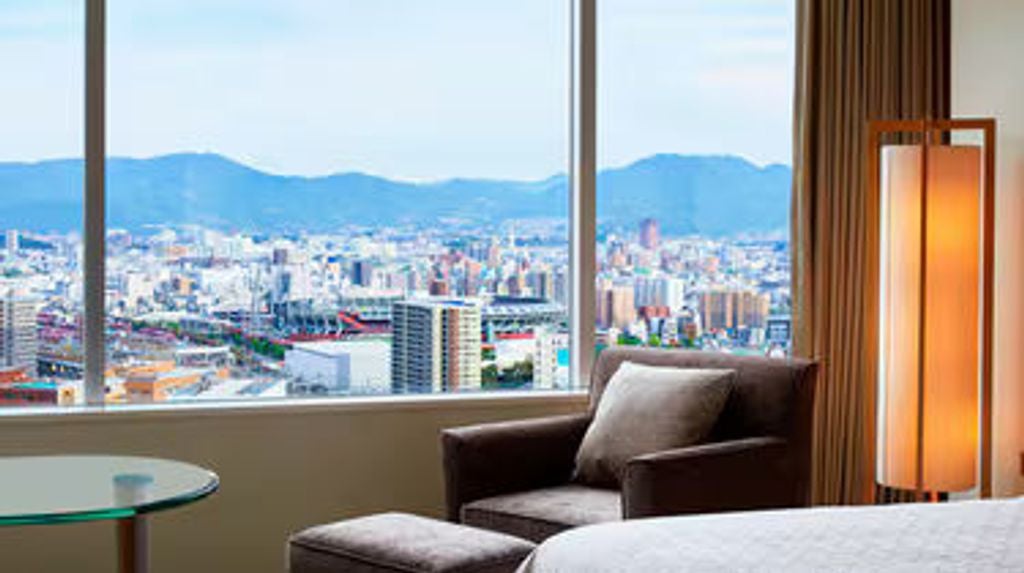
872;119;995;498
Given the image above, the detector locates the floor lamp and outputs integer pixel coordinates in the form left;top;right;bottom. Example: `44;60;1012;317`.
871;118;996;501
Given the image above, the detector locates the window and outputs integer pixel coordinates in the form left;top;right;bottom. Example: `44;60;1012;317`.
0;1;84;407
595;0;794;356
1;0;795;410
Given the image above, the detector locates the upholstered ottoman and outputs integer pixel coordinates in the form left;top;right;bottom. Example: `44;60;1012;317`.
288;512;536;573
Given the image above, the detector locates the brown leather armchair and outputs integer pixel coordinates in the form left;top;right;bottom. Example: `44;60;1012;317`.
441;347;818;543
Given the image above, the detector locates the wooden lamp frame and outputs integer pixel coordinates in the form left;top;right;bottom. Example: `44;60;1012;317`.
867;118;996;500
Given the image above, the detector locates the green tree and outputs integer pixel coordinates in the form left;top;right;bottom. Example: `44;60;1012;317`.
481;364;500;387
501;359;533;384
617;333;642;346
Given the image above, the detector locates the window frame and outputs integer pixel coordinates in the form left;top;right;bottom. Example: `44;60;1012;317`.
77;0;598;407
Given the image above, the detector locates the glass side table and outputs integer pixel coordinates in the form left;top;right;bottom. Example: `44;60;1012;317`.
0;455;219;573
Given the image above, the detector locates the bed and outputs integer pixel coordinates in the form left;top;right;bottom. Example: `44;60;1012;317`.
517;498;1024;572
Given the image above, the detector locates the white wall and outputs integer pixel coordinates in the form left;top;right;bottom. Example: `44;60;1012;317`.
0;394;586;572
953;0;1024;496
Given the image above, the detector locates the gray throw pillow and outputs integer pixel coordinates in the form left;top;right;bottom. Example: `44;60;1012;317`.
574;361;734;487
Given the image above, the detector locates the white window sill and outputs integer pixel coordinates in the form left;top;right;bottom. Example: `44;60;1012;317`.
0;389;589;424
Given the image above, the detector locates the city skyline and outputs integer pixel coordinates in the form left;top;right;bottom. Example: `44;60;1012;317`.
1;0;795;407
0;212;792;407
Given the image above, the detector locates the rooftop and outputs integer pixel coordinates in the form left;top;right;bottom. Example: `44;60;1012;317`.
396;298;480;309
290;340;391;358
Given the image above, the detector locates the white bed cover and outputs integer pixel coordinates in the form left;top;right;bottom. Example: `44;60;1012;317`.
518;498;1024;572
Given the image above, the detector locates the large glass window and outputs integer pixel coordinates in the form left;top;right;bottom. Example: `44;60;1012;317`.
0;1;84;407
0;0;796;410
101;0;571;404
596;0;794;356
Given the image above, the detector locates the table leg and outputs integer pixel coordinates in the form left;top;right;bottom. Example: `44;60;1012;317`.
117;516;149;573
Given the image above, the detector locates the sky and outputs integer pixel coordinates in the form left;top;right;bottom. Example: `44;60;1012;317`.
0;0;794;181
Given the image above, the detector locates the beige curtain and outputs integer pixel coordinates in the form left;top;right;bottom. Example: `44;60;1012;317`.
792;0;950;506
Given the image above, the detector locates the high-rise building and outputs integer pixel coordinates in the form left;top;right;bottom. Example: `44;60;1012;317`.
639;218;660;250
736;291;771;329
391;299;482;394
610;286;636;329
462;260;482;296
5;229;19;257
634;277;657;308
699;289;771;332
595;278;612;329
486;243;501;268
428;278;450;296
0;292;38;374
505;275;524;297
634;276;686;310
527;270;554;301
352;260;375;287
271;264;312;302
406;267;423;292
553;268;569;306
701;290;733;332
596;283;636;330
662;277;686;310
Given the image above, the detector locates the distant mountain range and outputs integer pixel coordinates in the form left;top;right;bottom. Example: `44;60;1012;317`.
0;153;791;237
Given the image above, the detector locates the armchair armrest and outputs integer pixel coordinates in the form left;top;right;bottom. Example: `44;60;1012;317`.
442;413;591;522
622;436;795;519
